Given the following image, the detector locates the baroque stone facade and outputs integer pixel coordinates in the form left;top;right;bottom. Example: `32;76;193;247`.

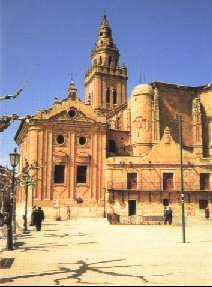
15;15;212;219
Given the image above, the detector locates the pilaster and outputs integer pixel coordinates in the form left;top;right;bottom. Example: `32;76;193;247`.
192;98;203;157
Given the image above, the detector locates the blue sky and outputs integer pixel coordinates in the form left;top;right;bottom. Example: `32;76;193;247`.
0;0;212;165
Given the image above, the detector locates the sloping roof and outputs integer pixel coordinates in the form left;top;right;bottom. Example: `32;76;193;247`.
106;102;128;120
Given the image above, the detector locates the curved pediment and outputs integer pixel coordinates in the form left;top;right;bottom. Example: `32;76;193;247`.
32;97;106;124
49;108;96;124
146;127;194;164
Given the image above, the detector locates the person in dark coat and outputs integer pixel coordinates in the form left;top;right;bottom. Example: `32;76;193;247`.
166;207;173;225
164;207;168;225
205;207;210;219
0;212;4;227
34;207;45;231
30;206;37;226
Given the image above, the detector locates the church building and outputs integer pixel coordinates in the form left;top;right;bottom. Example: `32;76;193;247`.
15;15;212;221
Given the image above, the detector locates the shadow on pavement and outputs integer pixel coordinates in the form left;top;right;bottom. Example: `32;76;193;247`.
43;232;93;239
14;242;68;253
44;233;71;238
14;240;97;253
0;258;173;285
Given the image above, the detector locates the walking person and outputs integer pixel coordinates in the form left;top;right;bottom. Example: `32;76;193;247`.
30;206;37;226
205;207;210;219
67;206;71;220
34;207;45;231
0;212;4;227
164;207;168;225
166;207;173;225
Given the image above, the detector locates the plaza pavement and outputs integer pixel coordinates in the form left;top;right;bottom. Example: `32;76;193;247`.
0;217;212;286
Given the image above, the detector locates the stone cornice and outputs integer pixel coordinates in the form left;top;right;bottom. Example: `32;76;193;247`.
106;162;212;169
85;66;128;85
151;81;212;91
15;120;28;145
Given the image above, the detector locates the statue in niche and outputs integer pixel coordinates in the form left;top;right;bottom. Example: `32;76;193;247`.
136;117;147;129
163;126;172;144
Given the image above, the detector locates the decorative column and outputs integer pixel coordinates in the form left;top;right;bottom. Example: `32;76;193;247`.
70;132;76;200
28;128;38;208
92;133;98;200
47;129;53;200
208;121;212;157
152;87;160;143
192;98;203;157
37;130;44;200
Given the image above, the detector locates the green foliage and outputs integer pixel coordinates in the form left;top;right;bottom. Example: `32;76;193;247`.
76;197;83;204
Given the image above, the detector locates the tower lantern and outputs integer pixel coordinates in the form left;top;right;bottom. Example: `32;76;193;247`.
85;14;128;113
68;80;78;100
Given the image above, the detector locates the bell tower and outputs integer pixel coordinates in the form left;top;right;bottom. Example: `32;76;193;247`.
85;14;128;113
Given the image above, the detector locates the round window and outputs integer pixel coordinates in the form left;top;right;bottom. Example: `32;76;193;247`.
79;136;87;146
68;109;76;118
57;135;65;145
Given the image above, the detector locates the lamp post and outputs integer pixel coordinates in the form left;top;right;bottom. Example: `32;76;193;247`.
20;161;40;232
7;148;20;251
22;160;30;233
31;180;36;210
13;177;17;235
179;116;186;243
104;188;107;218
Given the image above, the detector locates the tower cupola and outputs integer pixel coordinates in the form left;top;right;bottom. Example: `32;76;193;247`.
68;80;78;100
92;14;120;68
85;14;128;113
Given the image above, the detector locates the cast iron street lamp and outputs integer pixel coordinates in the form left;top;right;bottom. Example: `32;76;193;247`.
22;160;30;233
20;160;41;232
179;116;186;243
7;148;20;251
104;188;107;218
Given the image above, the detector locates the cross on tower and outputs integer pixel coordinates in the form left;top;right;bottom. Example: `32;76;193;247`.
68;73;74;82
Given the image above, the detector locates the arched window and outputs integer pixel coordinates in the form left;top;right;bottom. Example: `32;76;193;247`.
99;56;102;65
109;140;117;153
113;89;117;105
106;88;110;103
